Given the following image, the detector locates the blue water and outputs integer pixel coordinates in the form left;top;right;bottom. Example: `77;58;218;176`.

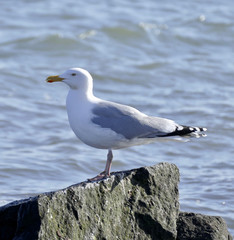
0;0;233;236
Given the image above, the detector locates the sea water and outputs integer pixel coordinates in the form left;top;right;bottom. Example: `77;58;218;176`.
0;0;233;235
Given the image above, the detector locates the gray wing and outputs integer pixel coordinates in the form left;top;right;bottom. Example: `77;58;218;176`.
91;101;177;140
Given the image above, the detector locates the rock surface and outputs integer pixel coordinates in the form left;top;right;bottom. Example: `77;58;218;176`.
177;212;233;240
0;162;232;240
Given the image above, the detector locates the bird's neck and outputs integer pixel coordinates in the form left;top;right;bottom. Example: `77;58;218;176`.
67;87;97;104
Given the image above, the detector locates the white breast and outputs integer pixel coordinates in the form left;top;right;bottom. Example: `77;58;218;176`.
66;90;127;149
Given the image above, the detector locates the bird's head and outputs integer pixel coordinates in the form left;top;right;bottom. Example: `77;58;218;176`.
46;68;93;91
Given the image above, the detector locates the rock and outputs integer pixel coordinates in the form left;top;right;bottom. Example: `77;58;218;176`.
177;212;233;240
0;162;180;240
0;162;232;240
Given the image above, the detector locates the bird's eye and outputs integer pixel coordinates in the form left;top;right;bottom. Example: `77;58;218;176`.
71;73;76;76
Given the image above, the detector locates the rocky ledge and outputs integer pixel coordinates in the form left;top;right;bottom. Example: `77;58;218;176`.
0;162;232;240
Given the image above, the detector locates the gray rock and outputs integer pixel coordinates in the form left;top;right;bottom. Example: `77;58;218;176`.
0;163;232;240
0;162;180;240
177;212;233;240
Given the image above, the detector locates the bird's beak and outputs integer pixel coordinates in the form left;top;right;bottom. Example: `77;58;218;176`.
46;75;65;83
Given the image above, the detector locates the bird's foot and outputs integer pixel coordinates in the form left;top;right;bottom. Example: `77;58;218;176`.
87;171;110;182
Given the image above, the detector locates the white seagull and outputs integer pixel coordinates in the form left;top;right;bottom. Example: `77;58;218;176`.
46;68;207;181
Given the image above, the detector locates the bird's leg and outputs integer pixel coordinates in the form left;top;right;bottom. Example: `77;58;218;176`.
88;149;113;182
104;149;113;176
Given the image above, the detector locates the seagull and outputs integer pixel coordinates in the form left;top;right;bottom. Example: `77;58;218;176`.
46;68;207;181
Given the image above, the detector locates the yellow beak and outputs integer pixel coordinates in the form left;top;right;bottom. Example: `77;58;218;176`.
46;75;65;83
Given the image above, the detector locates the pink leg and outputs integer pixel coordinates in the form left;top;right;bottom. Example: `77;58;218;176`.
104;149;113;176
88;149;113;182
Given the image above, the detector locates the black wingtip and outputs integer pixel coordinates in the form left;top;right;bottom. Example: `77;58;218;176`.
162;125;207;137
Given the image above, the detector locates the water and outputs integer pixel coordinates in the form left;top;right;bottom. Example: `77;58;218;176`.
1;0;234;236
